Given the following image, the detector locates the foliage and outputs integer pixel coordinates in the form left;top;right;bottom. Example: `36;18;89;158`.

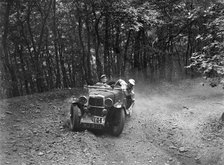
187;2;224;86
1;0;224;98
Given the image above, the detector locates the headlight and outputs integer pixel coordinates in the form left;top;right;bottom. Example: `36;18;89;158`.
102;109;108;115
105;98;113;107
79;96;87;105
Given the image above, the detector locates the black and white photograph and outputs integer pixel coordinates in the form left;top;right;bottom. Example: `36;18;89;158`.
0;0;224;164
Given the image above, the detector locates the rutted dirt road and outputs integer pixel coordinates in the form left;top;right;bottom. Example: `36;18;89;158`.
0;79;224;165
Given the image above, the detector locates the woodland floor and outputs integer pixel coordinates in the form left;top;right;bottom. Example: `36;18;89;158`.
0;78;224;165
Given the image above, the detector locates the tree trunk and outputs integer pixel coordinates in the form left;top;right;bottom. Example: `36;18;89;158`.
2;0;13;97
11;51;20;96
104;10;110;76
123;30;131;75
115;24;121;76
134;30;141;69
53;0;61;88
85;15;93;84
45;28;54;90
94;15;103;77
58;38;68;88
78;16;88;84
18;45;30;94
185;25;192;75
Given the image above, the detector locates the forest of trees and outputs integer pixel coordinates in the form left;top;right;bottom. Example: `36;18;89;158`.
0;0;224;98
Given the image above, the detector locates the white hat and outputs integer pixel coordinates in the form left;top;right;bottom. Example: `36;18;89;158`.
128;79;135;86
100;74;107;79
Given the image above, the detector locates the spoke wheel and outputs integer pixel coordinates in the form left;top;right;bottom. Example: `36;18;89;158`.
70;105;81;131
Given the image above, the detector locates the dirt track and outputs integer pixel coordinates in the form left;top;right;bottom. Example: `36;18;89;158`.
0;79;224;165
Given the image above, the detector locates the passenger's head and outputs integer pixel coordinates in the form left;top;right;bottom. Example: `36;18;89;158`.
128;79;135;88
100;74;108;83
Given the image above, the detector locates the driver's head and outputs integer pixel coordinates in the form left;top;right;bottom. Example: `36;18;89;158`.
100;74;108;83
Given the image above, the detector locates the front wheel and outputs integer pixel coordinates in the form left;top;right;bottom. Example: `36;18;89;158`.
111;108;125;136
70;105;81;131
221;112;224;122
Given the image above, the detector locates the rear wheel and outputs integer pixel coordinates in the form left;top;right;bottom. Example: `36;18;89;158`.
70;105;81;131
111;108;125;136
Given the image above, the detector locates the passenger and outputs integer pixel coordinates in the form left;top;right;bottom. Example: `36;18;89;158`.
116;79;127;90
116;78;135;102
116;78;135;115
125;79;135;115
96;74;111;88
125;79;135;102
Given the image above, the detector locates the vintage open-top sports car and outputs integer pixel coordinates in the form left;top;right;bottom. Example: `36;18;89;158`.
70;81;134;136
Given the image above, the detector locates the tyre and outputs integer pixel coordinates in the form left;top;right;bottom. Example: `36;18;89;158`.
221;112;224;122
111;108;125;136
70;104;81;131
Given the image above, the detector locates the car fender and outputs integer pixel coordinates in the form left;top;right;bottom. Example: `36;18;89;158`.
113;102;128;117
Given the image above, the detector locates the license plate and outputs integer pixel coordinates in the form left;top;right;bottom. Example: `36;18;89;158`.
92;116;105;124
82;123;103;129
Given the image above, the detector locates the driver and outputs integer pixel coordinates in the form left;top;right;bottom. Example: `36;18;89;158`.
96;74;111;88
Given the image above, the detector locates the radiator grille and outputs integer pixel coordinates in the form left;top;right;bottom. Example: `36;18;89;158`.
89;107;103;116
89;96;104;107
